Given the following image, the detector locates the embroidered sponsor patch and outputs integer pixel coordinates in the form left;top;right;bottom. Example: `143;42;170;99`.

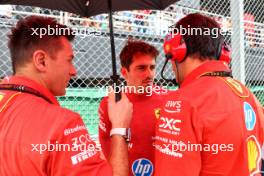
244;102;256;131
0;92;5;101
71;150;97;165
247;135;261;175
164;101;181;114
154;108;161;119
132;158;153;176
221;77;249;98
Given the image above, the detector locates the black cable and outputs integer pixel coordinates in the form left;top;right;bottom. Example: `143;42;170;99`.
0;84;52;104
160;56;178;86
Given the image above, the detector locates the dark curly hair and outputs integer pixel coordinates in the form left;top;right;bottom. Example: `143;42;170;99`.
120;39;159;70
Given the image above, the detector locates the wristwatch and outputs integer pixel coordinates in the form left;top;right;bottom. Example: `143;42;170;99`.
110;128;131;143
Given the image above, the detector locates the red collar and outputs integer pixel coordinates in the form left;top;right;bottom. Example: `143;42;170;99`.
1;76;60;105
180;60;231;88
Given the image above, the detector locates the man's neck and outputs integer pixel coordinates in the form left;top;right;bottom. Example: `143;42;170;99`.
179;56;207;83
15;69;48;91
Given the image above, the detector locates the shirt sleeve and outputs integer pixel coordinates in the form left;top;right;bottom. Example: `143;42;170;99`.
98;97;112;159
48;110;112;176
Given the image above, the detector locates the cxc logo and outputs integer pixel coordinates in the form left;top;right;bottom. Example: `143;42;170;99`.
159;117;181;132
132;158;153;176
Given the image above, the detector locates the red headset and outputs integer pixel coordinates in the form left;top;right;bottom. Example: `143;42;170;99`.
163;33;231;64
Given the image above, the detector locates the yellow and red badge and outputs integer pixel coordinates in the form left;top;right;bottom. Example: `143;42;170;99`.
247;135;261;175
221;77;249;98
154;108;161;119
0;93;4;102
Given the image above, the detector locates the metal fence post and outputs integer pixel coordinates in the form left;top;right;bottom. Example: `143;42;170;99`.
230;0;246;84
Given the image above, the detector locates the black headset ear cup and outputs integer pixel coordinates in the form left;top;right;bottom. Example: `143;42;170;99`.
164;33;187;63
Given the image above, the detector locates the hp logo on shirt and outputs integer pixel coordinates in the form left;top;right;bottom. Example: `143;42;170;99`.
132;158;153;176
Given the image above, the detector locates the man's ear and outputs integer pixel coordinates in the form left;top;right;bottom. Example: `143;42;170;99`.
32;50;48;72
121;67;128;79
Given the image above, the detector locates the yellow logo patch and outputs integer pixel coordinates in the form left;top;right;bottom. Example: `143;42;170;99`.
247;135;261;175
154;108;161;119
0;93;4;102
164;44;170;53
226;78;243;94
220;77;249;98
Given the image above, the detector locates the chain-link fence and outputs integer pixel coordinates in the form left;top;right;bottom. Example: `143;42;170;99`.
0;1;263;138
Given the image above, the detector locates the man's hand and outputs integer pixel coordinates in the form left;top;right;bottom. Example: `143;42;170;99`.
108;87;133;128
107;87;133;176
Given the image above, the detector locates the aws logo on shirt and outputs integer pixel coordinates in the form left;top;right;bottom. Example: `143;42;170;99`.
164;100;181;114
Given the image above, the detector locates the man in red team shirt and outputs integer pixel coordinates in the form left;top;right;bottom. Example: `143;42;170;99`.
154;13;264;176
99;40;166;175
0;16;133;175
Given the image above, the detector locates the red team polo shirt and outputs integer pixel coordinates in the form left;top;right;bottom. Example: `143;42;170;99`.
99;89;165;176
0;76;111;175
154;60;264;176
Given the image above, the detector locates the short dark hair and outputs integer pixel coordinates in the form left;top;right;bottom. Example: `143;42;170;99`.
175;13;224;61
120;39;159;70
8;15;75;74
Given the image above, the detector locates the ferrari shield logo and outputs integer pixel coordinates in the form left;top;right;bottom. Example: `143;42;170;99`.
154;108;161;119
